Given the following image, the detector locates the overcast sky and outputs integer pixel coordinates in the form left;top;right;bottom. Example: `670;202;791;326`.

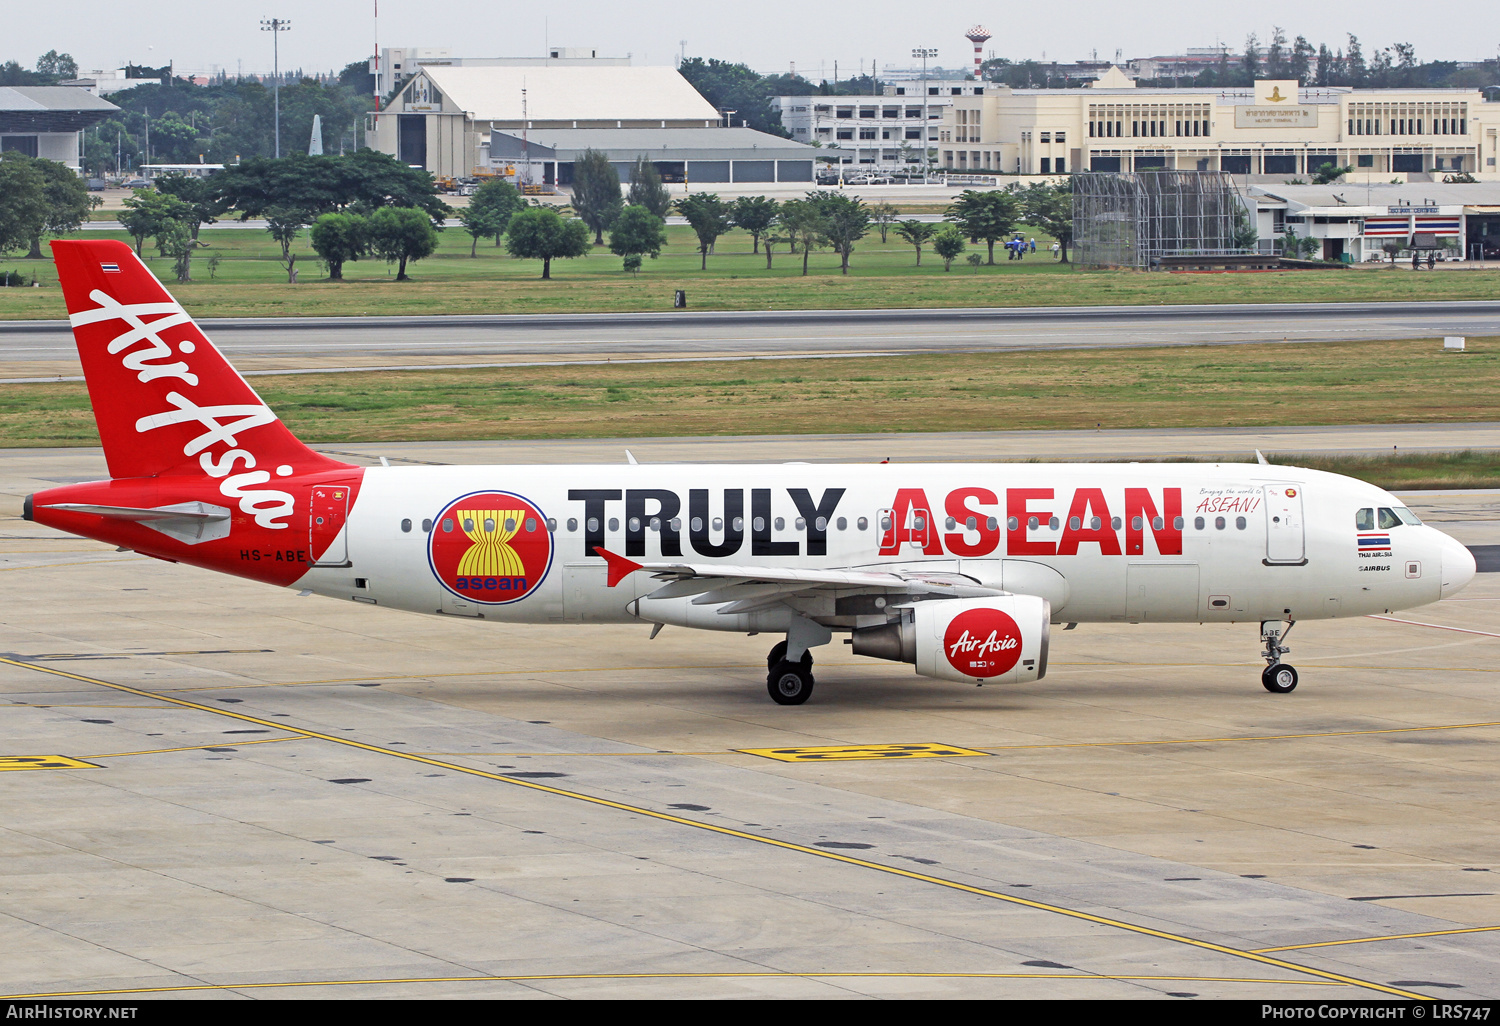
13;1;1499;79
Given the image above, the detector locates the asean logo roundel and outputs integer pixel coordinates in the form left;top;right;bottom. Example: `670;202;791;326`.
428;491;553;605
943;607;1023;678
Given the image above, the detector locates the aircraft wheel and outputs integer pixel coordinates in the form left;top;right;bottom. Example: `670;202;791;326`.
1262;663;1299;694
767;661;815;705
766;641;813;671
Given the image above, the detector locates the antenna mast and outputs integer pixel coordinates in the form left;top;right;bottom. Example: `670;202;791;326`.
521;85;530;186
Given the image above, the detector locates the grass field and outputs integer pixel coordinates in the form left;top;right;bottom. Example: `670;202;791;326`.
2;225;1497;320
3;333;1495;443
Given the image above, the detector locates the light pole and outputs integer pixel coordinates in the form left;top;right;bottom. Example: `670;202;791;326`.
912;48;937;184
261;18;291;158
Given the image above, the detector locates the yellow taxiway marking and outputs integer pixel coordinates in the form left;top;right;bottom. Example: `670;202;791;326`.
739;743;991;762
0;655;1431;1002
0;755;99;771
1254;925;1500;954
86;736;310;759
0;971;1349;999
422;720;1500;760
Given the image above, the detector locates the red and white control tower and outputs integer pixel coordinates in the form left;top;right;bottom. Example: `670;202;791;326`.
965;26;992;77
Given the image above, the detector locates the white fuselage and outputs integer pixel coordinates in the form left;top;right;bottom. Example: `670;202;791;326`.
297;462;1469;630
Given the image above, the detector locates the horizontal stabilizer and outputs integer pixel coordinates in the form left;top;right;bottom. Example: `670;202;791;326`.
41;501;231;545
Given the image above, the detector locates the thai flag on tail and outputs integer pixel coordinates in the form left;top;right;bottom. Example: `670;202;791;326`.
100;263;120;273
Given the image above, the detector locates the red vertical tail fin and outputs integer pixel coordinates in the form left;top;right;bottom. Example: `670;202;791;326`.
51;239;345;481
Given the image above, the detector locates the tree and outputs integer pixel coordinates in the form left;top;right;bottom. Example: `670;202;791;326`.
0;155;47;257
626;156;672;219
310;212;368;280
1266;27;1288;80
946;189;1019;265
677;58;790;136
1019;180;1074;263
337;60;376;96
1291;36;1315;84
1310;162;1352;184
675;193;734;270
264;207;312;283
466;178;526;251
777;199;827;276
14;155;96;258
154;173;217;240
117;188;186;258
156;216;198;284
505;207;591;279
609;205;667;270
869;202;899;244
570;149;623;246
1242;33;1262;82
894;219;935;266
731;196;779;254
1231;205;1260;251
36;51;77;80
807;191;869;274
932;225;966;271
368;206;439;281
214;151;447;223
763;222;787;269
1346;35;1367;86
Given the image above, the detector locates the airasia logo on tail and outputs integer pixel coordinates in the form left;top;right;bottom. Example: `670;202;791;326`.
429;490;553;604
943;607;1023;678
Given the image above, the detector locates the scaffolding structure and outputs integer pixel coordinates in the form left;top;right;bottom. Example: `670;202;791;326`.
1073;171;1246;269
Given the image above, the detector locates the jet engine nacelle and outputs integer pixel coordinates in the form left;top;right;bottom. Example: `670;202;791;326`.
854;595;1051;684
916;595;1051;683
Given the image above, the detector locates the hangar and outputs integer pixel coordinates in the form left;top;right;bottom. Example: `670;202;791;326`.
366;63;815;182
488;126;817;186
0;86;119;170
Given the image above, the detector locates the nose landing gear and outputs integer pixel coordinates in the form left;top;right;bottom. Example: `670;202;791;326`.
1260;620;1298;693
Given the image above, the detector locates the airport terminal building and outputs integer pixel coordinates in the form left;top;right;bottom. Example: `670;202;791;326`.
941;75;1500;179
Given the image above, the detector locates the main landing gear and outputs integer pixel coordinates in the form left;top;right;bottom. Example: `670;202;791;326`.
1260;620;1298;694
767;640;815;706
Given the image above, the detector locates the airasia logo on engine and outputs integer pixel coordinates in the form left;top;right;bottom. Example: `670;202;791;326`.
943;608;1023;678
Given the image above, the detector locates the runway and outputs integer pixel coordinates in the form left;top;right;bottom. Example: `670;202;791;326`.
2;301;1497;380
2;439;1499;999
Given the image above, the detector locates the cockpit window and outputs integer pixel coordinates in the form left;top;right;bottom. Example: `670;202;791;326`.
1394;506;1422;526
1377;507;1402;530
1355;508;1374;531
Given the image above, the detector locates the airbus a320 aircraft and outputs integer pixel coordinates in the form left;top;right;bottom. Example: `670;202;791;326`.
24;240;1478;704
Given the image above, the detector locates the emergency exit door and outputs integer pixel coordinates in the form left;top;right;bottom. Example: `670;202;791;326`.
1262;483;1306;565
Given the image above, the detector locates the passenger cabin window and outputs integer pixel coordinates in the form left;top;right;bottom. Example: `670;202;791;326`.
401;519;412;533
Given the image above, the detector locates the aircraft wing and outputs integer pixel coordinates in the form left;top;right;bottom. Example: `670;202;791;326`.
594;547;1005;610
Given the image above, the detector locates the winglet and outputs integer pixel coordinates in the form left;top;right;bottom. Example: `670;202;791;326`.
594;546;644;588
1255;449;1270;466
